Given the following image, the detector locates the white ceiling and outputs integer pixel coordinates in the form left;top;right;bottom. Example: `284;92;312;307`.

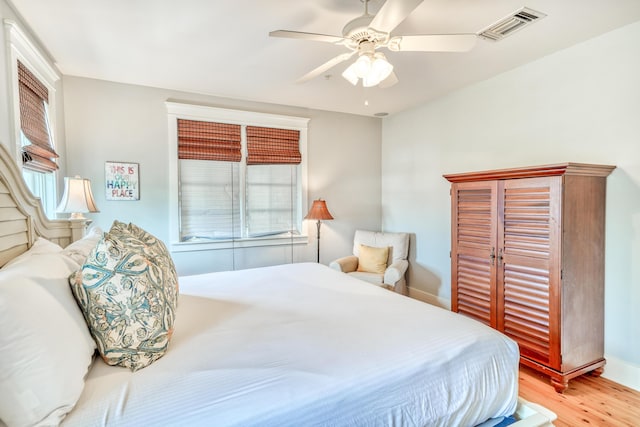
8;0;640;117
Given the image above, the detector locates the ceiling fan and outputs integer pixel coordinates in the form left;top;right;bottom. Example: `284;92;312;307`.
270;0;477;88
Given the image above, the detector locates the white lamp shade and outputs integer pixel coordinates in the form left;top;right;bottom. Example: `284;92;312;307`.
56;176;99;219
341;53;394;88
353;54;372;78
363;54;394;87
341;63;359;85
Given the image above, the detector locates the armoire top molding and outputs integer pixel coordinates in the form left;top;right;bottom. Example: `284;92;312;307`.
444;163;616;183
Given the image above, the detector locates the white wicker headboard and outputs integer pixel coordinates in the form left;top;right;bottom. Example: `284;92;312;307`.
0;142;86;266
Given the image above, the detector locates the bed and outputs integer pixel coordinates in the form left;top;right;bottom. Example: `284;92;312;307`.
65;263;520;426
0;142;523;427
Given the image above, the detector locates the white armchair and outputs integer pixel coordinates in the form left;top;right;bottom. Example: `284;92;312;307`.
329;230;410;293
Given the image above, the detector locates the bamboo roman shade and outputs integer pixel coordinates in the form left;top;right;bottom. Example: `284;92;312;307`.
177;119;241;162
246;126;301;165
17;61;58;172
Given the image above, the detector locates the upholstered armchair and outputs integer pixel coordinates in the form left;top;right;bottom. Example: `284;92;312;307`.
329;230;410;294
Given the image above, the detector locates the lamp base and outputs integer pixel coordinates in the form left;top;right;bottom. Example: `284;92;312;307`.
69;212;87;220
316;220;321;263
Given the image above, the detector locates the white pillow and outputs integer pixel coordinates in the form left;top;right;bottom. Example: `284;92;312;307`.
0;247;96;426
1;237;62;268
60;226;103;266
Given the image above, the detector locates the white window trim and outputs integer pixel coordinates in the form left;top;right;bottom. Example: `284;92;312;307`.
4;20;60;166
166;102;310;252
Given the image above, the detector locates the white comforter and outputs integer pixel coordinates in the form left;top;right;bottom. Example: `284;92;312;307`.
62;263;518;427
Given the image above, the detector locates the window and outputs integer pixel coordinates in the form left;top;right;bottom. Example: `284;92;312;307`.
6;21;60;218
179;160;241;240
245;164;298;237
22;164;57;216
167;103;309;251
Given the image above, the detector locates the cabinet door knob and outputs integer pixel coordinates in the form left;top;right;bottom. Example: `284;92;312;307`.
490;247;496;265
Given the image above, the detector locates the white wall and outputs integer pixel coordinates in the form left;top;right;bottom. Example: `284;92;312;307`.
62;76;382;275
382;21;640;390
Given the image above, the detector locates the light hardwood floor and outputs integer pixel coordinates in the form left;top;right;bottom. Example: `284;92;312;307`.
518;365;640;426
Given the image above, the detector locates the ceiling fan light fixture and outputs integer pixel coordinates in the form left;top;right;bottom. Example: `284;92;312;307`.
342;52;394;87
353;54;372;78
363;54;393;87
342;63;359;85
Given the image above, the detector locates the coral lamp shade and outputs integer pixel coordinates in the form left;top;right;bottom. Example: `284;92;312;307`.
304;199;334;221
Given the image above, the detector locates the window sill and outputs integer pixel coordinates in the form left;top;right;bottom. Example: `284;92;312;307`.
170;234;308;253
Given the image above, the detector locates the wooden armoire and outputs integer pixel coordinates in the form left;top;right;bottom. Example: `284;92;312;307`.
444;163;615;393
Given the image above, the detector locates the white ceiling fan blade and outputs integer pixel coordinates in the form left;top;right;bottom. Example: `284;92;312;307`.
269;30;345;44
369;0;424;34
378;71;398;89
391;34;477;52
296;52;355;84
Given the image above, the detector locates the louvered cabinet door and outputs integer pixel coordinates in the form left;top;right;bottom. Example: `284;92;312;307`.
497;176;562;369
451;181;499;327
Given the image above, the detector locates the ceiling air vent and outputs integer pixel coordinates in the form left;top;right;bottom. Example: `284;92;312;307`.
479;7;546;41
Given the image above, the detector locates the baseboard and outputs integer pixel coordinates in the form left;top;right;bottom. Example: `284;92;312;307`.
602;354;640;392
407;287;451;310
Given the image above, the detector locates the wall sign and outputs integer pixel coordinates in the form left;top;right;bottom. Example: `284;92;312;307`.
105;161;139;200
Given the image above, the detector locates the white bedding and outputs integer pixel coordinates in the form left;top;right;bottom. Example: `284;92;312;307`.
62;262;518;427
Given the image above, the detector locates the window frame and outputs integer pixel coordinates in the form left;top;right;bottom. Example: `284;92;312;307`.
5;20;60;217
166;102;309;252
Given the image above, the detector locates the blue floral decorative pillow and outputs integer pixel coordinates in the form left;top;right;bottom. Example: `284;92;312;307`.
70;224;178;371
109;220;179;299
